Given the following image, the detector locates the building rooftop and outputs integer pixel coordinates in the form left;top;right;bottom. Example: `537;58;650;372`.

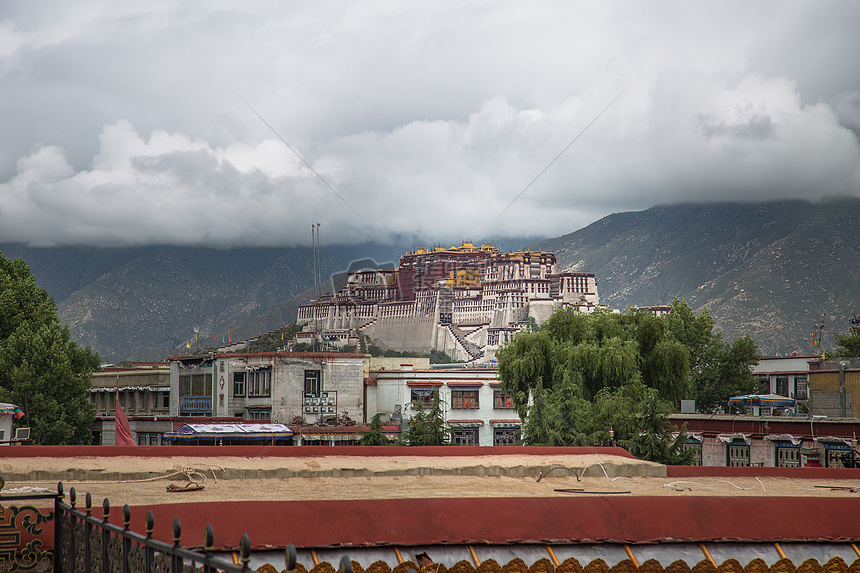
5;446;860;571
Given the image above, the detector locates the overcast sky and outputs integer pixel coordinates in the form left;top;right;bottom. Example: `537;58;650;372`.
1;1;859;248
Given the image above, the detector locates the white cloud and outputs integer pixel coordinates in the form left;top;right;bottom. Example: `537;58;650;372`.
1;1;859;247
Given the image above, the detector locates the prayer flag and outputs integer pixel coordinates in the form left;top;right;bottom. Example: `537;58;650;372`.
115;376;136;446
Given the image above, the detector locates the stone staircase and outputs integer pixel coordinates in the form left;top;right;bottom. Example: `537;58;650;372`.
448;324;483;361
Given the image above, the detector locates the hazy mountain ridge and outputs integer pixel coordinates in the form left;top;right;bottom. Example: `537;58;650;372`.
1;243;408;362
4;202;858;361
532;198;860;354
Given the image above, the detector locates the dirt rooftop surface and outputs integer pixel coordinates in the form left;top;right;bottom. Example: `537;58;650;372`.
5;452;860;509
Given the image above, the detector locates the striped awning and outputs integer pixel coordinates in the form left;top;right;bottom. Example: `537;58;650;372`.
163;423;292;441
728;394;795;408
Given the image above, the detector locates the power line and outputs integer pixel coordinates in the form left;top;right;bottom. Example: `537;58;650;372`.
233;91;365;222
490;91;625;226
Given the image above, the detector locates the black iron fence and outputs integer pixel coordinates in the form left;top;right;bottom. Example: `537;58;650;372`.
1;481;353;573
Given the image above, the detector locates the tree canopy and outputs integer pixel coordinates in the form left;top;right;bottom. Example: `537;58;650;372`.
834;328;860;358
401;395;449;446
0;252;100;444
497;299;759;459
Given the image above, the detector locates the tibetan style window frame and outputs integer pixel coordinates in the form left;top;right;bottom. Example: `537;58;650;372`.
451;426;480;446
451;389;479;409
726;439;751;467
493;389;514;410
411;387;438;408
493;426;519;446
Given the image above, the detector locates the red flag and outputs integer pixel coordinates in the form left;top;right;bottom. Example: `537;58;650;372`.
115;376;136;446
229;326;232;344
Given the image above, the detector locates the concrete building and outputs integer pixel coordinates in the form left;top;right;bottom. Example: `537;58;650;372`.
367;365;521;446
170;351;366;427
751;355;813;414
90;363;174;445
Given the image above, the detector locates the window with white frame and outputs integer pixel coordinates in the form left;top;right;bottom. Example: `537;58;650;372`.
233;372;245;397
247;370;271;397
451;389;479;409
795;377;808;401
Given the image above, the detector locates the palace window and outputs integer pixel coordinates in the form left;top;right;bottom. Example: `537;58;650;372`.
247;370;271;397
451;389;479;409
824;443;851;468
684;438;702;466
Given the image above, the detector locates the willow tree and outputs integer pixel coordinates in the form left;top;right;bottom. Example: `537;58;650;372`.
498;307;691;405
497;305;694;454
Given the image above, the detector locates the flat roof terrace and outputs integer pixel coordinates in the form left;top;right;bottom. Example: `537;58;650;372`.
3;446;860;569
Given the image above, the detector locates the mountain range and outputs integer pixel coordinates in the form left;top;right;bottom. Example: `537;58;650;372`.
533;198;860;354
2;198;858;361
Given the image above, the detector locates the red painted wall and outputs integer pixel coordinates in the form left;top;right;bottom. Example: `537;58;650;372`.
60;496;860;551
0;445;635;459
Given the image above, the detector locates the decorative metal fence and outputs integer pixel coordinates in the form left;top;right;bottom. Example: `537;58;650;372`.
2;481;354;573
0;484;59;571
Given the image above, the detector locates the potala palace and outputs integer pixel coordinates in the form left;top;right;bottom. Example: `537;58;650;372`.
297;241;600;361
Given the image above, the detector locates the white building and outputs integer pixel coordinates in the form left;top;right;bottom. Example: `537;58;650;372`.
751;355;814;414
367;365;521;446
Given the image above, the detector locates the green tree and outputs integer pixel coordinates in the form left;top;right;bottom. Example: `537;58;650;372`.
0;252;101;444
359;413;393;445
834;331;860;357
401;395;450;446
498;301;759;462
498;307;690;404
628;393;695;465
691;335;762;413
